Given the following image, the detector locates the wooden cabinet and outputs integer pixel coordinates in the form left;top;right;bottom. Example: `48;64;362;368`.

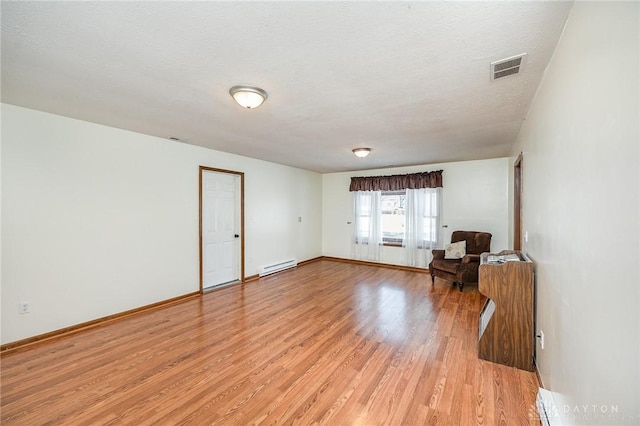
478;250;534;371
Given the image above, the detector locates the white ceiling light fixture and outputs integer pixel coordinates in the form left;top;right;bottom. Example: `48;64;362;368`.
229;85;268;109
352;148;371;158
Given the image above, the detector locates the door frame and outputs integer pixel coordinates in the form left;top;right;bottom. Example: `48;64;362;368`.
199;166;245;293
513;153;523;251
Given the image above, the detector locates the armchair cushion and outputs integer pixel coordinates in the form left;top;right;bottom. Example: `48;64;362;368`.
444;240;466;259
431;258;462;275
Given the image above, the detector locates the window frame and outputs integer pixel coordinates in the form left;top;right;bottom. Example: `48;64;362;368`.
380;190;406;246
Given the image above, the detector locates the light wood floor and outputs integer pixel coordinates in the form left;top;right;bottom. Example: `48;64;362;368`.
1;260;540;425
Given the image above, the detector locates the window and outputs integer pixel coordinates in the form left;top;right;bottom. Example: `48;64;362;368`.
354;189;441;248
381;191;405;244
353;191;379;245
414;189;441;247
380;190;441;247
350;171;443;266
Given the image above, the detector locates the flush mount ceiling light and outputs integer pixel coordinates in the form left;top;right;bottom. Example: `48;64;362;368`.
352;148;371;158
229;85;268;109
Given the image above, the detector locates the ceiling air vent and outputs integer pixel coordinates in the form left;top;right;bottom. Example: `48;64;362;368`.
167;136;189;143
491;53;527;81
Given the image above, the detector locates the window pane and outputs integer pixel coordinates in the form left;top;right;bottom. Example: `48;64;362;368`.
381;191;405;242
358;217;370;239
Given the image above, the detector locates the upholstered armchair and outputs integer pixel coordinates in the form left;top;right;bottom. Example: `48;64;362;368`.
429;231;492;291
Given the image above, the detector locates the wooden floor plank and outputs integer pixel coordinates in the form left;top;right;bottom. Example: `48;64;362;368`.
1;260;539;424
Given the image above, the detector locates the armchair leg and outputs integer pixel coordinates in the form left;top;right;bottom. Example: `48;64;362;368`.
458;282;464;292
431;274;434;285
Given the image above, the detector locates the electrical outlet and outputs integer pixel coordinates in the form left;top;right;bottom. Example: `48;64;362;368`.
18;301;31;315
538;330;545;350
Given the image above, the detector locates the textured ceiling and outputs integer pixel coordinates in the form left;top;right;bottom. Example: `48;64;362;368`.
1;1;573;173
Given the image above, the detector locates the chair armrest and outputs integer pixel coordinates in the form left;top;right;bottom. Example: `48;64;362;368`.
461;254;481;264
458;261;481;283
432;249;445;260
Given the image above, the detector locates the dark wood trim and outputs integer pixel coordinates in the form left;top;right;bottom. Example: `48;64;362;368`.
382;242;436;249
199;166;245;293
533;359;543;388
382;242;403;247
199;167;204;292
243;274;259;283
1;292;200;354
321;256;429;274
514;153;523;251
298;256;322;267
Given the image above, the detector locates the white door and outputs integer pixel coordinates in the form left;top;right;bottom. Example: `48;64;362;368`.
201;170;240;289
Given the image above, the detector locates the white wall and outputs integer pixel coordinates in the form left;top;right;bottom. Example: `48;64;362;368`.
322;158;510;265
511;2;639;424
1;104;322;344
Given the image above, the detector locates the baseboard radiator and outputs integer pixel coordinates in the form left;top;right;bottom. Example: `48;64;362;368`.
536;387;562;426
259;258;297;277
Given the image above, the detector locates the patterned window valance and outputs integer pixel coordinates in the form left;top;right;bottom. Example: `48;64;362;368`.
349;170;443;192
